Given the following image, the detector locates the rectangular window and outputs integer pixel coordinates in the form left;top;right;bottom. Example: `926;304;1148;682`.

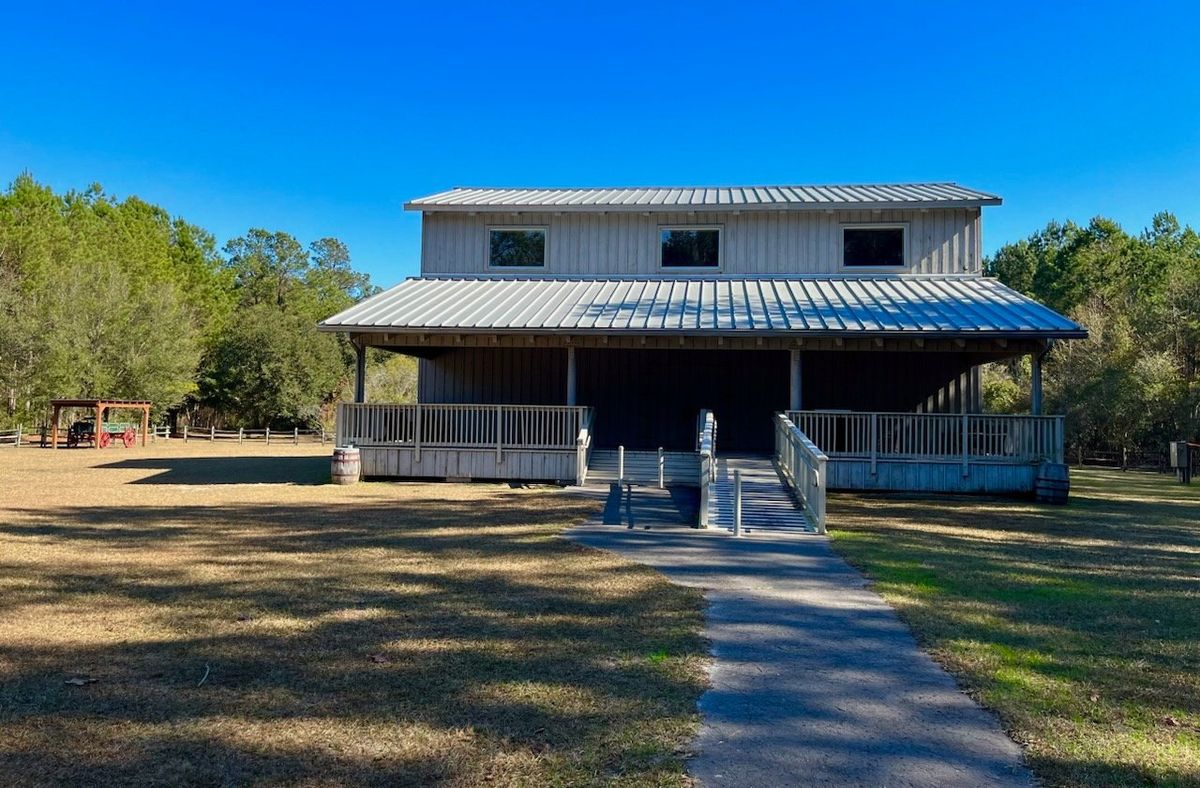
842;226;906;268
488;227;546;267
660;227;721;268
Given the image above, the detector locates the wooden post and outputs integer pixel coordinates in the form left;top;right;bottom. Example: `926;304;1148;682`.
238;427;244;444
495;404;503;463
658;447;665;489
95;404;104;449
183;425;189;442
15;425;21;448
265;427;271;445
414;404;422;462
1031;349;1044;416
566;346;577;406
618;445;625;484
354;341;367;404
789;349;802;411
961;411;970;477
51;405;59;449
870;413;878;476
140;406;149;447
293;427;299;445
210;425;215;442
733;469;743;536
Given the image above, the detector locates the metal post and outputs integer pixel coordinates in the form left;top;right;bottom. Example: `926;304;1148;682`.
657;447;665;489
566;346;577;406
733;469;743;536
618;445;625;484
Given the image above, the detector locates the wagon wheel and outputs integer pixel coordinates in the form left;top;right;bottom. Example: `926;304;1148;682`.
122;428;136;448
98;431;112;449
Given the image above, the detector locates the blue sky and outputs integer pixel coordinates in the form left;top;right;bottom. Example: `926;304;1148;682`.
2;1;1198;285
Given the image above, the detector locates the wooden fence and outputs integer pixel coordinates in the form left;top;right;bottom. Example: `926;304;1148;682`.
786;410;1064;468
181;426;331;445
0;426;25;447
773;414;828;533
336;403;591;453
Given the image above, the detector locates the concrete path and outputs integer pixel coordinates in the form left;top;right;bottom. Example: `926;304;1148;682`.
568;490;1032;787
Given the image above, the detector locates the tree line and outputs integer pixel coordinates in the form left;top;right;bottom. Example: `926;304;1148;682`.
0;174;414;430
985;212;1200;463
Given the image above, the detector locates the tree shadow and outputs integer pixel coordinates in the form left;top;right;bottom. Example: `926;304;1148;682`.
0;491;707;784
97;455;332;485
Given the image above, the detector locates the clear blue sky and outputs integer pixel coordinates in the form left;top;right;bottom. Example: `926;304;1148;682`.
2;1;1198;285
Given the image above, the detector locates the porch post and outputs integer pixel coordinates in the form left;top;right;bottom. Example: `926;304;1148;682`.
566;346;577;406
789;349;802;411
354;340;366;404
1030;348;1044;416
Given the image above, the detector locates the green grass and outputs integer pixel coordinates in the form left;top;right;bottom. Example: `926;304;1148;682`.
828;468;1200;787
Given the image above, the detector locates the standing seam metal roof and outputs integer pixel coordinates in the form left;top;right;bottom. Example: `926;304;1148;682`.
404;183;1002;212
320;276;1084;337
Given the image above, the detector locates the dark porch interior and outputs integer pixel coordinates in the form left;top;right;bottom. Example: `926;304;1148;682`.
413;346;1006;453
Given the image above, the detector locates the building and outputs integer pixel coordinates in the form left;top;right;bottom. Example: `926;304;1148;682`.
320;184;1084;525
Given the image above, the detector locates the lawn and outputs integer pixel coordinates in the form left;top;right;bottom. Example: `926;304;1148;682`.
829;467;1200;787
0;444;707;786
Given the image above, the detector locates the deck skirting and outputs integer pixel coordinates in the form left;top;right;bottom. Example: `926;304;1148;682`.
360;446;578;483
824;458;1038;494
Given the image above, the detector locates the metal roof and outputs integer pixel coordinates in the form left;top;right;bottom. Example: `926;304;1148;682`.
404;183;1001;212
321;276;1083;338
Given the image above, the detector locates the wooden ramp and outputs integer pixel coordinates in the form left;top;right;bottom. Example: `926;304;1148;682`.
708;455;815;535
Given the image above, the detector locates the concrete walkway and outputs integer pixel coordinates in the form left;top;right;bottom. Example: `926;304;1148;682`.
568;489;1032;787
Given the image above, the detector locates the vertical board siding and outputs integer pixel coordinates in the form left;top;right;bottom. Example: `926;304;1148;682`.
421;209;983;276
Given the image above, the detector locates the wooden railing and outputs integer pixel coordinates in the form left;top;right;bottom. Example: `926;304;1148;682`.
0;426;24;447
774;414;828;533
786;410;1064;469
697;409;717;527
575;408;596;486
336;403;593;461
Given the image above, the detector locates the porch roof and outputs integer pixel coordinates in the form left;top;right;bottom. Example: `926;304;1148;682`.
320;275;1085;339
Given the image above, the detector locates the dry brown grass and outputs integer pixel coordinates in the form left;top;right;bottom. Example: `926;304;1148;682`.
0;443;706;786
829;469;1200;787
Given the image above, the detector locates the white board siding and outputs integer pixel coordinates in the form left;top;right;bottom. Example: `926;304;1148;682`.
421;209;981;276
823;459;1038;495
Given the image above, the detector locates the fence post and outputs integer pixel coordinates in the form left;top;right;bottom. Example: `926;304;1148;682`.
618;445;625;484
414;404;422;462
658;447;665;489
15;425;21;448
265;427;271;445
960;412;969;477
495;404;503;464
870;413;878;476
238;427;244;444
294;427;299;445
733;469;743;537
210;425;215;442
184;425;189;442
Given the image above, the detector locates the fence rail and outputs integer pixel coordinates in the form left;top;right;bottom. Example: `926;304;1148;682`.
336;403;592;458
0;426;24;447
774;414;827;533
575;408;595;486
786;410;1064;467
182;426;330;445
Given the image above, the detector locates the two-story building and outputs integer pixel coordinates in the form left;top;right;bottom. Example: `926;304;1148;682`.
321;184;1083;525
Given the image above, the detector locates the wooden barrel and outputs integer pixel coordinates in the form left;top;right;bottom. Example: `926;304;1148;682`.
331;447;361;485
1035;462;1069;504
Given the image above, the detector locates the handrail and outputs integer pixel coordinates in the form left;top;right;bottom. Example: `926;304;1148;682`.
575;408;595;485
774;414;828;534
697;409;717;527
336;403;593;458
786;410;1064;466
